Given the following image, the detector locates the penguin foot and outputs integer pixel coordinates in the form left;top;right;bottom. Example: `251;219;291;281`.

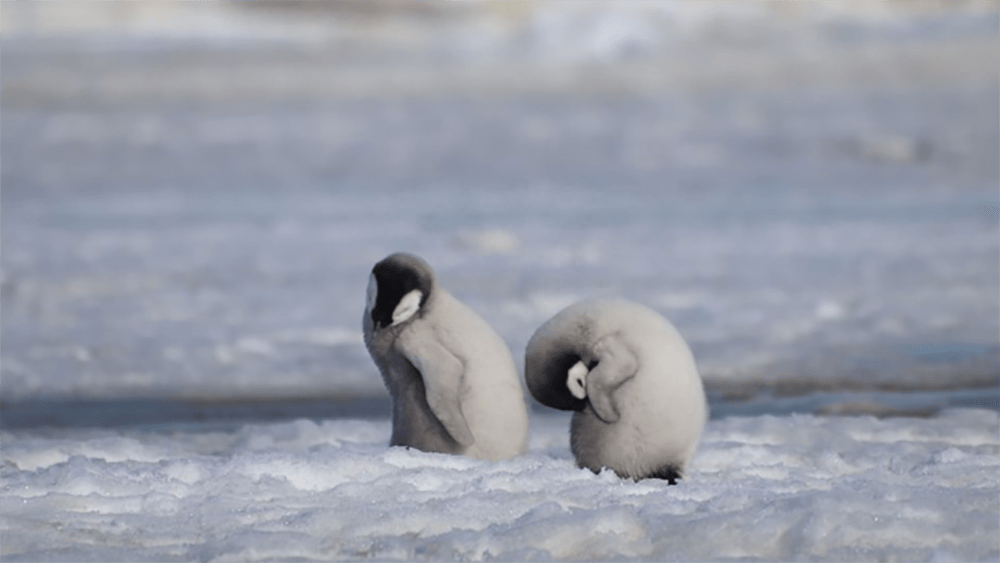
647;465;682;485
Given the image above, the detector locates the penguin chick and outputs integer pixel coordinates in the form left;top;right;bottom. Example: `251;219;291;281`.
525;298;707;483
363;252;529;461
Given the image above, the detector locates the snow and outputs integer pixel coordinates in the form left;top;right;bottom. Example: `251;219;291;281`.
3;410;998;561
2;2;998;561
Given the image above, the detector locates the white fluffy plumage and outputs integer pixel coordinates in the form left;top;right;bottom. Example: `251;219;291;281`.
525;298;707;482
363;253;529;461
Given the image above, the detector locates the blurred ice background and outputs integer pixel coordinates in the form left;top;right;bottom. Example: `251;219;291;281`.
2;1;997;420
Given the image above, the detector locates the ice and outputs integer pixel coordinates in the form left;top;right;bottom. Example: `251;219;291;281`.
3;96;996;404
2;410;997;561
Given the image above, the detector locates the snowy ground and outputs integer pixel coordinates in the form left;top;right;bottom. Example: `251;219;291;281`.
3;410;998;562
2;2;999;561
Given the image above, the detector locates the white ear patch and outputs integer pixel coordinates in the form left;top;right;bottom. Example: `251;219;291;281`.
567;360;589;400
391;289;423;326
365;273;378;312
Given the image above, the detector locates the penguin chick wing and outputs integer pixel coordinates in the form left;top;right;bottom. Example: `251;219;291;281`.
396;328;476;447
586;335;638;423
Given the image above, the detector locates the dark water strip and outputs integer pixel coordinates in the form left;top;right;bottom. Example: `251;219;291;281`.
2;386;997;432
706;385;1000;419
0;396;392;432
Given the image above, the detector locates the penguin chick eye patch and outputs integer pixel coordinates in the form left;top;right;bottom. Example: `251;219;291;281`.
567;360;589;399
391;289;423;326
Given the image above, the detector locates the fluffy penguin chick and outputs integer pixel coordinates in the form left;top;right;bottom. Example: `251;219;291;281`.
363;252;529;461
525;298;707;483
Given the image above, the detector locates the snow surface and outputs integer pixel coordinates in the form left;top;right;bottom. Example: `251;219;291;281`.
3;409;998;562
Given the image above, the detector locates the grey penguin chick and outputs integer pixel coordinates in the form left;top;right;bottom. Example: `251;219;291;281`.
363;252;529;461
525;298;707;483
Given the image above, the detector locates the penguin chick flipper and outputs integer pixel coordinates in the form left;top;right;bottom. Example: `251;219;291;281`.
397;331;476;447
586;335;638;424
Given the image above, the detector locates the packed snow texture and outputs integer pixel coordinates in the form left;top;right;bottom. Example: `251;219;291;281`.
2;410;998;562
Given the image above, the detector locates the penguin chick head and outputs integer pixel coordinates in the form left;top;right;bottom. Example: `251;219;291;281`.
367;252;434;330
525;345;593;412
526;309;606;412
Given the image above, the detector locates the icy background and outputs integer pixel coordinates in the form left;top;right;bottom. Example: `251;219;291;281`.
2;1;998;561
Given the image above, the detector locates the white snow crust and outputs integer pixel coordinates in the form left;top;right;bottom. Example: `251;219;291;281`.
3;410;998;562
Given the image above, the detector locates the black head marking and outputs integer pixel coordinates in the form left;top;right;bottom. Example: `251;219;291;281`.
525;316;596;412
369;253;434;330
528;351;590;412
